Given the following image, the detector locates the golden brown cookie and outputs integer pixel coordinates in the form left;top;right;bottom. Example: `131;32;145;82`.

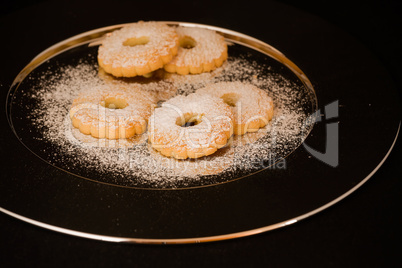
98;21;179;77
69;86;156;139
164;27;228;75
197;82;274;135
148;92;234;159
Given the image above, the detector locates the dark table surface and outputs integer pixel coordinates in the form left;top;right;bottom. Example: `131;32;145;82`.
1;0;401;266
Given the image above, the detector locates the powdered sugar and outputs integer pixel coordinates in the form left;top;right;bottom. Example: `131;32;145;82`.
16;44;315;189
168;26;227;67
98;21;179;76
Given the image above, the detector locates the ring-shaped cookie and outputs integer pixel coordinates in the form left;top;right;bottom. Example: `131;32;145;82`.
98;21;179;77
69;87;156;139
164;27;228;75
148;93;234;159
197;82;274;135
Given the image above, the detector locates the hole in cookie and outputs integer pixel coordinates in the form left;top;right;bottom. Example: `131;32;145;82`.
100;97;128;109
179;36;197;49
221;93;240;107
176;113;203;127
157;100;165;108
123;36;150;47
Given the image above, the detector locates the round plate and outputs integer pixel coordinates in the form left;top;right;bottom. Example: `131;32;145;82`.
0;22;400;244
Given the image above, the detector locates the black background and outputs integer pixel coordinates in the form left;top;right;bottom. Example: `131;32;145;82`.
1;0;401;267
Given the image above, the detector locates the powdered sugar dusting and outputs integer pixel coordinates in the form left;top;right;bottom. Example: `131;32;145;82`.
168;27;227;67
98;21;178;68
15;45;315;189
